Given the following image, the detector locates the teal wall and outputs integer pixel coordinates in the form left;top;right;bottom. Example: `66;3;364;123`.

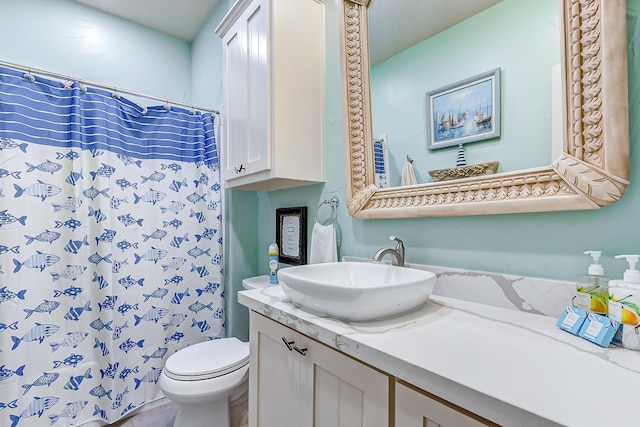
370;0;559;186
2;0;639;343
0;0;194;103
191;0;235;109
247;0;640;341
225;0;640;341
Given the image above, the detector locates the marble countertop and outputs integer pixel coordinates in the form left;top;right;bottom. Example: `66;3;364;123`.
238;286;640;427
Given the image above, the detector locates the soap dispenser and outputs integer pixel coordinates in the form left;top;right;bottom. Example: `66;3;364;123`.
573;250;609;314
608;255;640;327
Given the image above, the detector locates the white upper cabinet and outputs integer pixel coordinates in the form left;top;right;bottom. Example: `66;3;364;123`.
216;0;325;191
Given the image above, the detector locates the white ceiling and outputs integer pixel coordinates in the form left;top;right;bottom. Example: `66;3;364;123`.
368;0;502;65
74;0;501;61
74;0;220;41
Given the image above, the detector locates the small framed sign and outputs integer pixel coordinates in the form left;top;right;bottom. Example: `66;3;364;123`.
276;206;307;265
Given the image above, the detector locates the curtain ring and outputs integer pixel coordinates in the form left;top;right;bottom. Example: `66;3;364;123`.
23;68;35;83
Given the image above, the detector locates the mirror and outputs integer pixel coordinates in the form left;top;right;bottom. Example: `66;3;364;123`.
369;0;556;186
339;0;629;219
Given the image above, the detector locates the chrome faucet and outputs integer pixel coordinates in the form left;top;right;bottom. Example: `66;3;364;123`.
373;235;405;266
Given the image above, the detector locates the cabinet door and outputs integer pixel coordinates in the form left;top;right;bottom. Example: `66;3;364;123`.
249;312;302;427
222;17;246;179
222;0;268;180
396;382;492;427
299;335;390;427
250;312;390;427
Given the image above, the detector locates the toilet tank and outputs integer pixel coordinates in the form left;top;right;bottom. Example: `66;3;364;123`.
242;275;274;290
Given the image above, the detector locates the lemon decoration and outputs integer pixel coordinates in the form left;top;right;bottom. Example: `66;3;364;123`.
590;297;607;313
621;307;639;325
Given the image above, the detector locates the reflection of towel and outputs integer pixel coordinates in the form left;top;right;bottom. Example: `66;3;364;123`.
401;161;417;186
309;223;337;264
373;138;388;188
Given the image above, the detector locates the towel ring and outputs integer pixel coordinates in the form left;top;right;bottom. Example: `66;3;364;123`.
314;196;339;225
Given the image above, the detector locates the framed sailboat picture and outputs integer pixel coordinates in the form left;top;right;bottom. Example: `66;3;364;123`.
426;68;501;150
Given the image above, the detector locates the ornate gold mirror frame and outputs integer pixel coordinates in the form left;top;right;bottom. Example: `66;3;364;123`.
339;0;629;219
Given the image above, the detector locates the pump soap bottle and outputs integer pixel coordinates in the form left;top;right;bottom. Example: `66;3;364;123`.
573;250;609;314
608;255;640;350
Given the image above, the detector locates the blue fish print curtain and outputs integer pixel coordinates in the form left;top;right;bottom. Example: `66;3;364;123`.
0;66;224;426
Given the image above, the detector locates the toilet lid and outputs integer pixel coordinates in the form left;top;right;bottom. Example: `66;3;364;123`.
164;337;249;381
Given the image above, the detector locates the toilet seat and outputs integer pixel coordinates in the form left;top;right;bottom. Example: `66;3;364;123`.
164;337;249;381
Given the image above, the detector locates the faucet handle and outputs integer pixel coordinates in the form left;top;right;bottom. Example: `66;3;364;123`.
389;235;403;246
389;236;405;258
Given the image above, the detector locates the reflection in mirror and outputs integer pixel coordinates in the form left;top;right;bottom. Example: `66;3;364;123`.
339;0;629;219
368;0;560;188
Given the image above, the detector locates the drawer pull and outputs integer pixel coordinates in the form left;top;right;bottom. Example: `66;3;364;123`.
282;337;294;351
293;346;308;356
235;164;245;173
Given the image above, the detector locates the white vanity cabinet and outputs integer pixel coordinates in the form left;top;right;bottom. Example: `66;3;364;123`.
215;0;325;191
248;311;389;427
395;381;495;427
239;283;640;426
249;311;497;427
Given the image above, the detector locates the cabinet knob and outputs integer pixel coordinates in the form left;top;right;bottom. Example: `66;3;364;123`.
235;164;245;174
293;346;308;356
282;337;294;351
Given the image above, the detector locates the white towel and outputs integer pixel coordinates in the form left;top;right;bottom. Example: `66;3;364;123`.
401;161;417;186
309;223;337;264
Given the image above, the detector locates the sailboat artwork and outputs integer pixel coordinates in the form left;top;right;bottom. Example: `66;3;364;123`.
426;68;501;150
426;69;501;182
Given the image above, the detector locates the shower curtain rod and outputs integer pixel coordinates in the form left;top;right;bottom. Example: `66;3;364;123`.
0;59;220;115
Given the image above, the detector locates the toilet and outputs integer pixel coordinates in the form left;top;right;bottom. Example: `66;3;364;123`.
159;275;273;427
159;337;249;427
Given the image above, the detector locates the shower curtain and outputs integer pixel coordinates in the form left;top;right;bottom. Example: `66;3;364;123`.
0;65;224;426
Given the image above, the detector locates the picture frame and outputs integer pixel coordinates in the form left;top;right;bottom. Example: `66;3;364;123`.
426;68;501;150
275;206;307;265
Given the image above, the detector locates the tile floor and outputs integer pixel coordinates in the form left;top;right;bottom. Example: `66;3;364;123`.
108;401;249;427
110;402;177;427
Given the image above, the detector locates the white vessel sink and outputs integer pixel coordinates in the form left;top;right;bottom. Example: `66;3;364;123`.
278;262;436;321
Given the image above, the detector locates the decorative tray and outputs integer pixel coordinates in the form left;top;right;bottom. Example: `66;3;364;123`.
428;161;499;182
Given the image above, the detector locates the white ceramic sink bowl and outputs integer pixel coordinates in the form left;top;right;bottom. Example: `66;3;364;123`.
278;262;436;321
